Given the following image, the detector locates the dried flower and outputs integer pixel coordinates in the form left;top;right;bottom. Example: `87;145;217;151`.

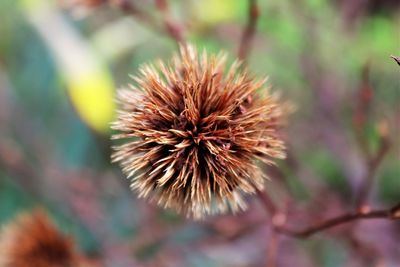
0;210;80;267
112;45;286;218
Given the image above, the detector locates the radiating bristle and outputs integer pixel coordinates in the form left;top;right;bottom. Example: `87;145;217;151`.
0;210;80;267
112;44;286;219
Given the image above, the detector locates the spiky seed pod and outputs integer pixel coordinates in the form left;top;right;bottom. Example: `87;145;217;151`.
112;45;286;219
0;210;80;267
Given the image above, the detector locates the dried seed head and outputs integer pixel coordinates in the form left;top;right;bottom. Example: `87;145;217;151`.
0;210;79;267
112;45;286;219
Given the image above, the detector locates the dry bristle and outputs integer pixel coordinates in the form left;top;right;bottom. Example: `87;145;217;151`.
112;44;286;219
0;210;79;267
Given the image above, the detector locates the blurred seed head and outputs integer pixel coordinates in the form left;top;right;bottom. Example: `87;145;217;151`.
112;45;286;218
0;210;80;267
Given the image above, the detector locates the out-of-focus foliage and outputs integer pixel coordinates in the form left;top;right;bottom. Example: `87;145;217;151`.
0;0;399;266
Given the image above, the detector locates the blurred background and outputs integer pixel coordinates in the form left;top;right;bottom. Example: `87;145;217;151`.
0;0;399;266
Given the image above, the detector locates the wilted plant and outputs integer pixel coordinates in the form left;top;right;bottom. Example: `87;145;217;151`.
112;44;286;218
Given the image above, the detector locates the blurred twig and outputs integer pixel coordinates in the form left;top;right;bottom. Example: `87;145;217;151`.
238;0;259;61
353;64;373;157
155;0;185;44
340;0;368;29
351;65;391;210
111;0;159;29
345;230;382;267
256;189;287;267
266;228;279;267
256;189;278;215
110;0;184;44
355;123;390;210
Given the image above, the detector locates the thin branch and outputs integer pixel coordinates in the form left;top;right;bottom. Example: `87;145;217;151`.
351;64;390;210
238;0;259;61
355;123;390;210
256;188;400;239
111;0;159;29
275;204;400;238
352;64;373;158
266;228;279;267
256;188;278;215
390;203;400;218
155;0;185;44
390;55;400;66
110;0;184;43
256;189;285;267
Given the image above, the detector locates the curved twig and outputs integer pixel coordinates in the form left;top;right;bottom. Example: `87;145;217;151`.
275;207;397;238
391;55;400;66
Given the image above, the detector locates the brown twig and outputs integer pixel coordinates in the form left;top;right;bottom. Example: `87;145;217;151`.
155;0;185;44
390;55;400;66
110;0;184;43
266;228;279;267
256;190;286;267
275;204;400;238
111;0;159;29
238;0;259;61
256;188;278;215
352;64;373;158
256;189;400;239
355;123;390;210
351;65;390;210
340;0;368;29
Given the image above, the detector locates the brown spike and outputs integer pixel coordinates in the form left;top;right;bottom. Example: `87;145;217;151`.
112;44;287;219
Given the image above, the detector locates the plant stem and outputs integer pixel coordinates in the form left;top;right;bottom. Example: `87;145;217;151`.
238;0;259;61
391;55;400;66
355;125;390;210
278;205;400;238
256;190;400;239
111;0;159;30
111;0;184;44
155;0;185;44
256;188;278;215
